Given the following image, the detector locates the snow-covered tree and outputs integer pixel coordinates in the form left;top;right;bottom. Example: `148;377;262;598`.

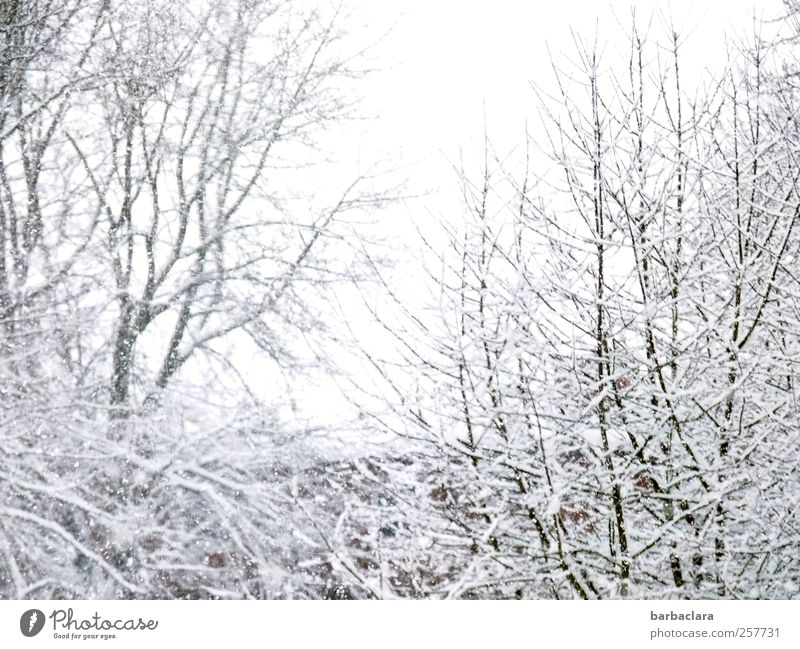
376;19;800;599
0;0;390;598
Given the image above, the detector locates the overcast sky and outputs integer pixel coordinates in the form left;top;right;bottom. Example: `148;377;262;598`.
360;0;784;186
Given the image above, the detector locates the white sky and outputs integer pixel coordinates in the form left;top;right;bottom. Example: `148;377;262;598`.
360;0;784;183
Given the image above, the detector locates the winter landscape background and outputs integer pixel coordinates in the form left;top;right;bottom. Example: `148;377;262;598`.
1;0;799;599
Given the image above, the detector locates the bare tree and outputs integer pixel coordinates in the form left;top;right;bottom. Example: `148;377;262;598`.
0;0;393;598
370;16;800;599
